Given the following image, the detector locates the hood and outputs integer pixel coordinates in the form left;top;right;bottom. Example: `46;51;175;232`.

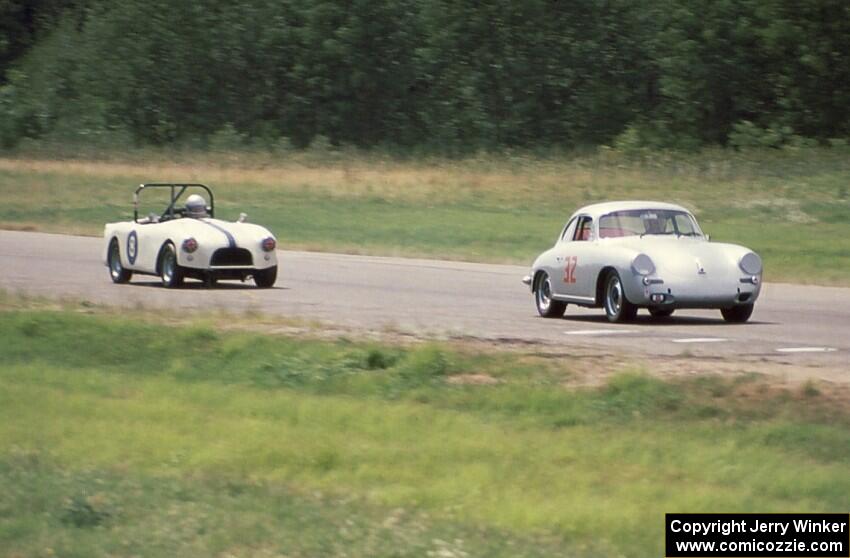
605;236;753;279
171;218;274;249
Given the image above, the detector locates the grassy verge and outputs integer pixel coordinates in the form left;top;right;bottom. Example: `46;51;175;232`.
1;306;848;557
1;148;849;284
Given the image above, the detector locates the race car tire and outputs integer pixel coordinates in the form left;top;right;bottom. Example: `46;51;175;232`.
253;265;277;288
158;242;184;288
107;238;132;284
534;272;566;318
604;271;637;323
648;307;674;318
720;304;754;323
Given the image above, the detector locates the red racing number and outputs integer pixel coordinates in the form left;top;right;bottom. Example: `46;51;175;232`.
563;256;578;284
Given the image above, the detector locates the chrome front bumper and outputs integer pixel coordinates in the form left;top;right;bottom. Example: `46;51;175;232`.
628;275;762;308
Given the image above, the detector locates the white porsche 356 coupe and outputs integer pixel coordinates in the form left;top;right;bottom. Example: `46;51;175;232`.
522;201;762;323
103;184;278;288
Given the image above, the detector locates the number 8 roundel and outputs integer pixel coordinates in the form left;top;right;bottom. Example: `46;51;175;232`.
127;230;138;265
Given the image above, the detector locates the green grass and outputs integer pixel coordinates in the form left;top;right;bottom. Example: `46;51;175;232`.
1;147;849;283
1;455;575;558
1;307;849;557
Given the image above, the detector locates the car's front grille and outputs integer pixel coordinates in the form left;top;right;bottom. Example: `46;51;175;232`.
211;248;253;267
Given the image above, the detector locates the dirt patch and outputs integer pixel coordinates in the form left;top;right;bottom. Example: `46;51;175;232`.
444;334;850;395
0;222;38;232
447;373;501;385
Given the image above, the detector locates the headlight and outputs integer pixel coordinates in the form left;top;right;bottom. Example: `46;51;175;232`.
739;252;762;275
631;253;655;276
261;237;276;252
181;238;198;253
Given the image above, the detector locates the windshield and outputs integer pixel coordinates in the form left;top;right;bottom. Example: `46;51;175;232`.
598;209;703;238
133;184;215;223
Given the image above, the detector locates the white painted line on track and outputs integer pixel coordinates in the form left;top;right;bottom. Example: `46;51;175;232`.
672;338;729;344
776;347;837;353
565;329;638;336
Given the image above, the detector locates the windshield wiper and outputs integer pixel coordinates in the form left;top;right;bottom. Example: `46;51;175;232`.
640;231;677;238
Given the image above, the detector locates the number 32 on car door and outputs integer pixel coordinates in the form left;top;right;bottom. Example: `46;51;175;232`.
562;256;578;284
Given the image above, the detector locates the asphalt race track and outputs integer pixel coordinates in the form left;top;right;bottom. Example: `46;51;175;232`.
1;230;848;371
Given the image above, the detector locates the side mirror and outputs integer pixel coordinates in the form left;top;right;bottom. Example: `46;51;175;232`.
237;212;248;223
705;234;711;241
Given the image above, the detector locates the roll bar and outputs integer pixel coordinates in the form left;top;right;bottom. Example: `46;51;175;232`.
133;183;215;222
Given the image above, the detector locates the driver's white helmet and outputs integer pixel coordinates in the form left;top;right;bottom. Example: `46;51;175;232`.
185;194;207;218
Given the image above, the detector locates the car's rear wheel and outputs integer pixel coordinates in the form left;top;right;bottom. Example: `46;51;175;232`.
107;238;132;284
604;272;637;323
534;272;566;318
159;242;184;288
720;304;754;323
648;307;674;318
253;265;277;288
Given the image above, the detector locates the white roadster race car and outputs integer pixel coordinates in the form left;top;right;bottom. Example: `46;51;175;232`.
523;201;762;323
103;184;278;288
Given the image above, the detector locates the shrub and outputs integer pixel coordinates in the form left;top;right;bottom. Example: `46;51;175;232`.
61;494;111;528
399;345;450;382
594;373;683;419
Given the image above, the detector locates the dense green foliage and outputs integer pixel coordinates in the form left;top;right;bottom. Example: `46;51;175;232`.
1;0;848;152
0;0;74;78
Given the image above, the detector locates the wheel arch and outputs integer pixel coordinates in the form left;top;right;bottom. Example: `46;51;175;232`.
595;266;618;306
532;269;547;292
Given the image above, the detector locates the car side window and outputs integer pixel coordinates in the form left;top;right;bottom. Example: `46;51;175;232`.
560;217;578;242
573;216;593;241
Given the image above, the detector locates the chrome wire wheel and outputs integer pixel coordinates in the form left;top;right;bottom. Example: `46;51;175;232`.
159;243;184;288
107;239;131;283
162;250;176;282
109;242;123;279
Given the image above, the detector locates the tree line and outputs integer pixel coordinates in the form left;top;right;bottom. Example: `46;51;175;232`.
1;0;848;153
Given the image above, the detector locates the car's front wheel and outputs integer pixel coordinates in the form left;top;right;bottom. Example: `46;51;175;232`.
604;272;637;323
648;307;674;319
253;265;277;288
720;304;754;323
534;272;566;318
107;238;132;284
159;242;184;288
